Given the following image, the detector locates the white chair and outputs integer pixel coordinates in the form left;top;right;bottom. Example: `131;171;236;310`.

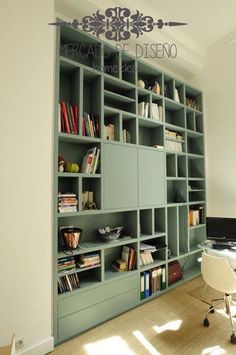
201;252;236;343
0;335;15;355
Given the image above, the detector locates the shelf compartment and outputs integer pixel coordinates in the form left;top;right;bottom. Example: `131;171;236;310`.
185;85;202;112
175;80;184;105
58;177;79;214
167;207;178;258
186;111;195;131
82;177;101;210
140;236;167;266
165;107;185;128
122;54;136;84
138;91;151;118
189;190;205;202
187;136;204;156
122;114;137;144
83;70;102;136
179;206;188;255
137;62;163;94
60;26;102;70
188;157;205;179
164;75;174;100
167;180;187;204
140;209;153;237
154;208;166;235
104;77;136;114
103;45;120;78
179;251;201;280
58;141;101;175
104;242;137;279
58;210;138;246
59;65;80;136
166;153;176;177
177;155;187;178
189;225;206;252
188;179;205;191
138;124;164;148
195;112;204;133
104;109;120;142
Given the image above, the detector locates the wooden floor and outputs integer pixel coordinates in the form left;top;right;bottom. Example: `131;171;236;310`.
53;277;236;355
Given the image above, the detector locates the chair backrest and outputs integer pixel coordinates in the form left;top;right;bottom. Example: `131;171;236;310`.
201;252;236;294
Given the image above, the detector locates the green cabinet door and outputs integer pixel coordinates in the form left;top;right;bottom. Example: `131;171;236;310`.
103;143;138;209
138;148;166;206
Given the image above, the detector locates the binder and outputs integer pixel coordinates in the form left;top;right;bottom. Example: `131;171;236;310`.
144;271;150;298
140;273;145;300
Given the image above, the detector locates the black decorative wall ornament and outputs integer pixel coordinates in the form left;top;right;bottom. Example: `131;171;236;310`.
49;7;187;42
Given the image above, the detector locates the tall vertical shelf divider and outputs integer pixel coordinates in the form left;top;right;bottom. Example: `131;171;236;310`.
54;24;206;343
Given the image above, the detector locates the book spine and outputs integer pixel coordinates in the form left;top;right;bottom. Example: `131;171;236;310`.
61;101;70;133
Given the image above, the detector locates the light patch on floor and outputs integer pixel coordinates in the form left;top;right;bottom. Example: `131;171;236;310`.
83;336;135;355
132;330;161;355
202;345;226;355
153;319;182;334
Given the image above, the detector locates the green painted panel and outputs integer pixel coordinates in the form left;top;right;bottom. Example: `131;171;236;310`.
58;274;138;318
58;288;139;341
138;149;165;206
103;143;138;209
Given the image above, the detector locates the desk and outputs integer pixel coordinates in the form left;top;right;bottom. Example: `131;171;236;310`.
198;241;236;271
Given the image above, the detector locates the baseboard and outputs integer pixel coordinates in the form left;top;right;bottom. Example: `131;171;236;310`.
17;336;54;355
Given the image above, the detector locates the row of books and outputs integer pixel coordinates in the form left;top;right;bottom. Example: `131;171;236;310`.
82;113;100;137
58;256;76;275
138;101;163;122
58;273;79;294
122;129;131;143
188;207;204;226
140;266;166;299
81;147;100;174
165;140;183;152
112;246;136;272
58;193;78;213
77;253;101;268
59;101;79;134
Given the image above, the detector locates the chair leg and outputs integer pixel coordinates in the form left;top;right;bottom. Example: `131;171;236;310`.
224;293;236;343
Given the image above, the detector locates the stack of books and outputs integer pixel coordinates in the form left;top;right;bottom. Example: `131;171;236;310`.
58;273;79;294
81;147;100;174
112;246;136;272
58;193;78;213
59;101;78;134
165;131;183;152
82;112;99;137
140;266;166;299
58;256;76;275
77;253;101;269
112;259;127;272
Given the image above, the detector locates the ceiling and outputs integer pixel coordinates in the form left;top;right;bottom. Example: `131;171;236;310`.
55;0;236;78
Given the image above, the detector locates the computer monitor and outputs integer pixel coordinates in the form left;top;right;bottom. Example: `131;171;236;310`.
206;217;236;243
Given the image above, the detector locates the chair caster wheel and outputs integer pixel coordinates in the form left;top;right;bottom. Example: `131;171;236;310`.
203;318;209;327
231;334;236;344
209;306;215;313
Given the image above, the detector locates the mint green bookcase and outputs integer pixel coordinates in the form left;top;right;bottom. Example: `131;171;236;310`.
54;24;206;344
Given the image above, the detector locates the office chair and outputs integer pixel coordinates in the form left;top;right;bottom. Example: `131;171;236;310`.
201;252;236;343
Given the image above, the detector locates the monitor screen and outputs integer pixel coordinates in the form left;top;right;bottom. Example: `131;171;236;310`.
206;217;236;242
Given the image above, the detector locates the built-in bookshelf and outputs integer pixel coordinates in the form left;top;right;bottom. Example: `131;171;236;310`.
54;23;206;343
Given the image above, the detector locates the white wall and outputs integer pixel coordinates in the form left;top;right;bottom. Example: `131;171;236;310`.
190;41;236;217
0;0;54;353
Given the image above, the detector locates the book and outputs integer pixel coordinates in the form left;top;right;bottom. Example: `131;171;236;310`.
138;102;145;116
144;102;149;118
144;271;150;298
140;273;145;299
174;88;180;103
